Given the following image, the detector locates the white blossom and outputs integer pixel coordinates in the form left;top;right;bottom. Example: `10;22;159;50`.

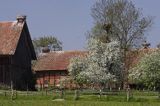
86;38;123;86
68;37;123;89
129;50;160;89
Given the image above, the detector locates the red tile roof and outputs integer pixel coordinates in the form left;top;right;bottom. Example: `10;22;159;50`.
0;21;24;55
126;48;159;69
33;48;158;72
33;51;87;71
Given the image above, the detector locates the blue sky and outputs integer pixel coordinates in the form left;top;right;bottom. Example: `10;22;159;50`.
0;0;159;50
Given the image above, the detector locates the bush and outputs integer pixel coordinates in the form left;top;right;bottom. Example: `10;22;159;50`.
0;83;10;90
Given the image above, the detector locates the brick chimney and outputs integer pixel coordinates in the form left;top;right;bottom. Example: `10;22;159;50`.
16;15;26;23
42;46;50;53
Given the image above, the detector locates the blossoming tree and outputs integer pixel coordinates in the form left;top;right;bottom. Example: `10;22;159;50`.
129;50;160;98
68;37;123;98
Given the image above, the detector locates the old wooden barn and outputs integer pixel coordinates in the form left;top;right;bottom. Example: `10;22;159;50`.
0;16;36;90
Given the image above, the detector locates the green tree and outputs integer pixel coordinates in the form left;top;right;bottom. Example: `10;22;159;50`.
129;50;160;98
68;56;88;100
32;36;62;54
69;37;123;98
91;0;152;88
86;38;122;97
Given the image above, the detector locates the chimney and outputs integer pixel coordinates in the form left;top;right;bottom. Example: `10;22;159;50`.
16;15;26;23
142;41;150;49
42;46;50;53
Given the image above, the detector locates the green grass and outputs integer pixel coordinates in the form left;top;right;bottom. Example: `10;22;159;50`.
0;90;160;106
0;100;160;106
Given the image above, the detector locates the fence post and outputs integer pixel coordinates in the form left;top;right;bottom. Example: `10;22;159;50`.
45;89;47;96
4;91;6;96
127;87;130;102
74;89;79;100
42;87;44;96
11;80;14;100
15;90;17;99
27;83;29;96
60;89;64;99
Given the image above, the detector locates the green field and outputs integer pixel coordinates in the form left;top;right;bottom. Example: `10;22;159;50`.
0;90;160;106
1;100;160;106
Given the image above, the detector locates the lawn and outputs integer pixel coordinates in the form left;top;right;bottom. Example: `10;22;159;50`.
1;100;160;106
0;90;160;106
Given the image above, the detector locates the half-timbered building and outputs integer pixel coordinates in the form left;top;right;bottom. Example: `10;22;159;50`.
33;50;87;89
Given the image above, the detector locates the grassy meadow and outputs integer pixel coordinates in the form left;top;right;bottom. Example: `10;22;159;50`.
0;90;160;106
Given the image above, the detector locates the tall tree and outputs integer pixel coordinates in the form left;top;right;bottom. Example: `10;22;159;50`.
32;36;62;54
91;0;152;88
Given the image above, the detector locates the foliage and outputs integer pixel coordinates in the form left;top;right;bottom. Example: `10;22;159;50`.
129;50;160;90
0;84;10;90
68;56;88;85
69;38;122;91
90;0;153;89
85;38;123;88
68;56;89;100
91;0;152;49
33;36;62;48
32;36;62;54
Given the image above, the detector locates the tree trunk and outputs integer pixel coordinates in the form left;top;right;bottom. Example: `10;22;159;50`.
122;48;128;90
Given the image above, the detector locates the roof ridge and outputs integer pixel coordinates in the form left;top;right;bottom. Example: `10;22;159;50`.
0;21;17;23
51;50;87;53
